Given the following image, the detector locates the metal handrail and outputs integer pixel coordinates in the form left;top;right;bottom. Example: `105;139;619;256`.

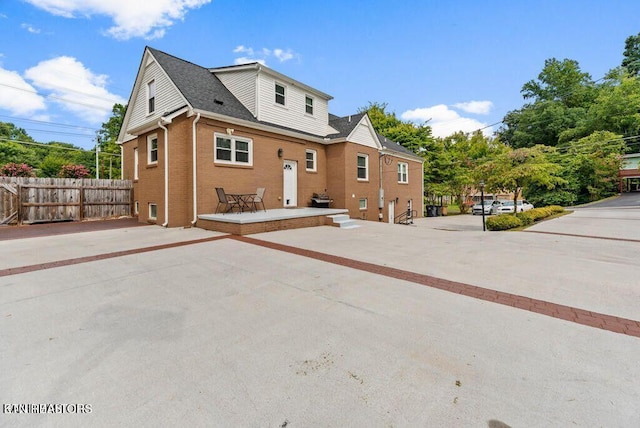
395;209;417;225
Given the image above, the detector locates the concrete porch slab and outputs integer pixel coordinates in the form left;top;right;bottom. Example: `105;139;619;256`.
196;208;349;235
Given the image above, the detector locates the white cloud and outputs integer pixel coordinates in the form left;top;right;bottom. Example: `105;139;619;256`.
21;23;41;34
233;45;253;55
401;104;492;138
24;56;126;123
273;48;294;62
0;67;47;115
232;45;297;66
452;100;493;115
24;0;211;40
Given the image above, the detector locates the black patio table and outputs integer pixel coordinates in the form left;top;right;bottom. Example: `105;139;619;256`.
226;193;257;212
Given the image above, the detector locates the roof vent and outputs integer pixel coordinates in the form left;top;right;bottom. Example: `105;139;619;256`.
214;99;224;105
348;115;351;123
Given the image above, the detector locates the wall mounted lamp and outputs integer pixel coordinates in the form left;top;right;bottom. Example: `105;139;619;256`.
278;148;283;158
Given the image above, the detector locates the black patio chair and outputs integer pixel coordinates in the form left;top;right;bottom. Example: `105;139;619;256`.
215;187;240;213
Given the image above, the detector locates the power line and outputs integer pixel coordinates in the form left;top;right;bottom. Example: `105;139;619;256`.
0;138;121;156
0;83;117;111
0;114;97;131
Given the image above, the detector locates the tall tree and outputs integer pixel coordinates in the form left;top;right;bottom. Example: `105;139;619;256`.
499;58;595;148
95;103;126;179
622;32;640;77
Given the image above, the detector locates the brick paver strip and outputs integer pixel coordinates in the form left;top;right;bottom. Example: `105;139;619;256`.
0;235;228;277
232;235;640;338
2;231;638;338
524;230;640;243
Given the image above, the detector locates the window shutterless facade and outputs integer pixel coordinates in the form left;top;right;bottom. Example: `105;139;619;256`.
305;95;314;115
305;149;317;171
357;153;368;181
149;203;157;220
147;80;156;114
214;133;253;166
147;135;158;164
398;162;408;183
275;83;286;105
359;198;367;210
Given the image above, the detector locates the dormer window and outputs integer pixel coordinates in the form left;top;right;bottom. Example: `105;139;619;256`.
275;83;285;105
147;80;156;114
305;96;314;115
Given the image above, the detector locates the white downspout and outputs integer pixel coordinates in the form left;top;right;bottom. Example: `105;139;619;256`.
158;120;169;227
191;113;201;225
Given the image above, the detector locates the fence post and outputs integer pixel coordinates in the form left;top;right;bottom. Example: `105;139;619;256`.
16;184;22;225
79;183;84;221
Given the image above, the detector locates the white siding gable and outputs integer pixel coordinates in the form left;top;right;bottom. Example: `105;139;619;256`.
347;116;381;149
256;71;330;136
127;54;186;132
215;69;258;117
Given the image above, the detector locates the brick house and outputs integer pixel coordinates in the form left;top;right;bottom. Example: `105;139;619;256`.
620;153;640;192
117;47;424;227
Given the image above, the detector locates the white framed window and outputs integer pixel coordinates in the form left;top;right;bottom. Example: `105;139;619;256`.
275;82;286;105
305;95;314;115
134;148;139;180
398;162;408;183
214;133;253;166
149;203;157;220
147;135;158;164
147;80;156;114
305;149;317;172
357;153;368;181
359;198;367;210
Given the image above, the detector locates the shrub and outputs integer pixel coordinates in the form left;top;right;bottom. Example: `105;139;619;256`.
516;211;535;226
548;205;564;214
59;164;91;178
0;162;33;177
486;215;523;231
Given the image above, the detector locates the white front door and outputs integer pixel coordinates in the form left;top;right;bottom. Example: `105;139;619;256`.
388;200;395;224
283;160;297;207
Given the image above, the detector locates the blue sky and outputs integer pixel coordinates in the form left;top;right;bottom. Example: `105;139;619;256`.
1;0;639;150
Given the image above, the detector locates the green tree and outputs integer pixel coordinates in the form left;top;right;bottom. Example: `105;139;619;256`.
622;32;640;77
95;103;126;179
499;58;595;148
479;145;564;212
588;73;640;137
437;131;506;212
358;102;435;155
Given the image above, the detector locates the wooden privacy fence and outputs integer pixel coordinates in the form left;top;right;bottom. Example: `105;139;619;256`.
0;177;133;225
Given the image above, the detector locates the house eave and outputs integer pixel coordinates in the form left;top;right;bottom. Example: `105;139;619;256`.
193;109;327;143
380;148;424;163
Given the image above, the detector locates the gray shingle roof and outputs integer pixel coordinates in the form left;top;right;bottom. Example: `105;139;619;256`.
327;112;366;138
147;47;256;122
376;132;420;157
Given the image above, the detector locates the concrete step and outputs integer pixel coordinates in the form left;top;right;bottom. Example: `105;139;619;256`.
326;215;360;229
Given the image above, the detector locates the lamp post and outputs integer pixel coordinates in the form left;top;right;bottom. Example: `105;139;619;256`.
479;180;486;231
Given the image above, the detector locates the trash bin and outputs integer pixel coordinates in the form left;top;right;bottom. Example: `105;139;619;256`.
435;206;442;216
426;205;437;217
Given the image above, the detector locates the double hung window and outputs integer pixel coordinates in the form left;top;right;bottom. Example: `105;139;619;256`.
215;134;253;166
398;162;408;183
357;154;368;181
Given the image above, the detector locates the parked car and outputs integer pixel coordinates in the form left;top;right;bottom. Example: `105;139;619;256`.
472;200;499;215
491;200;534;214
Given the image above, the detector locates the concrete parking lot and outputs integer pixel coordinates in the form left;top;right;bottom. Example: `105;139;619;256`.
1;203;639;427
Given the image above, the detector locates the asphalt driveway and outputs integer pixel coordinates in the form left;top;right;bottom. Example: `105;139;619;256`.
1;208;639;427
